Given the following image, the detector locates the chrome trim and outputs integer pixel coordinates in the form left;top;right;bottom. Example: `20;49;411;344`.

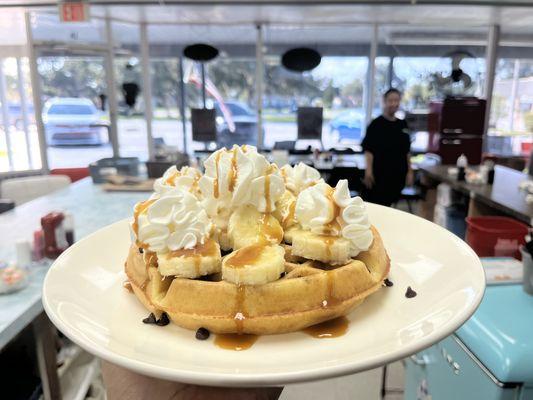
451;334;521;389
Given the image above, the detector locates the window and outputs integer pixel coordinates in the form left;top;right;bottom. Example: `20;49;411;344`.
489;57;533;156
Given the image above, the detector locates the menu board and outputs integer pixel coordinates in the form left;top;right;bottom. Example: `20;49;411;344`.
297;107;323;140
191;108;217;142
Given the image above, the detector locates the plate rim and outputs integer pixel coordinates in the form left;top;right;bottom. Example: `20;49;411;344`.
42;205;486;386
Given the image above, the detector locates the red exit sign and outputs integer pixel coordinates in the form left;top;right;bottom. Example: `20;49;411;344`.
59;2;90;23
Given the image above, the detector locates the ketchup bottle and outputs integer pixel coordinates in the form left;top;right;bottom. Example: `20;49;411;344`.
41;212;68;259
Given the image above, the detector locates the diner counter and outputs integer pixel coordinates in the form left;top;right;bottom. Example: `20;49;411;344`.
0;178;147;350
420;164;533;225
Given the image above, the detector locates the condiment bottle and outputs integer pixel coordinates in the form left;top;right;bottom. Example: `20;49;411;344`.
32;230;44;261
41;212;68;259
456;154;468;182
64;212;75;246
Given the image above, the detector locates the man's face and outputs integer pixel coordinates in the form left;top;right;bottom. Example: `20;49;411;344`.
383;92;401;116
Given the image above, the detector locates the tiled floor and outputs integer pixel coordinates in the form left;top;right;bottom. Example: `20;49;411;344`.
280;361;405;400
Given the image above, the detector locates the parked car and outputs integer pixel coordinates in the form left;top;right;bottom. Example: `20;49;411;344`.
42;98;109;146
214;101;261;148
329;110;365;143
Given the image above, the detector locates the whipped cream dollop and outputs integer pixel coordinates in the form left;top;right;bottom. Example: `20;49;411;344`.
295;180;373;256
153;166;202;198
199;145;285;228
135;190;213;253
281;163;323;194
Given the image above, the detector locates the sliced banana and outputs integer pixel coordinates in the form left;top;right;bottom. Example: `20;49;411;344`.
222;244;285;285
158;239;222;278
228;205;283;250
291;229;352;265
283;225;301;244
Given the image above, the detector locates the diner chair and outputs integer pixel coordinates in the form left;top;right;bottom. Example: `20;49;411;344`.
396;186;423;214
0;175;71;206
50;167;90;183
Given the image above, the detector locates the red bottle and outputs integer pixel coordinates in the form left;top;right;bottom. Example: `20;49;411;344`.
41;212;68;259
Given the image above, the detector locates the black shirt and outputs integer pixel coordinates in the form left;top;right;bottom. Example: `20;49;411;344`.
361;115;411;204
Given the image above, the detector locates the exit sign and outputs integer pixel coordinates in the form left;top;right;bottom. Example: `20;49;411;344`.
59;2;90;22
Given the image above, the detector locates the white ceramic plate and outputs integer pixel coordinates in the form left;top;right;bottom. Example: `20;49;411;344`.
43;204;485;387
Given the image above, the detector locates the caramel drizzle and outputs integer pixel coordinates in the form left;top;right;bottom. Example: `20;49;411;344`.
132;199;156;238
213;151;222;199
321;187;342;255
282;200;296;229
228;147;238;193
214;333;258;351
194;256;201;276
324;271;341;308
302;317;349;338
123;280;133;293
169;239;217;258
164;170;179;185
225;243;266;269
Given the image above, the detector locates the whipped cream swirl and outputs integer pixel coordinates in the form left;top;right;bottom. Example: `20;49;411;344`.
136;190;212;253
295;180;373;256
281;162;323;194
199;145;285;228
153;166;202;198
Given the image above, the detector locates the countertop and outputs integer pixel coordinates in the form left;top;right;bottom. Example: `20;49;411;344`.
420;164;533;225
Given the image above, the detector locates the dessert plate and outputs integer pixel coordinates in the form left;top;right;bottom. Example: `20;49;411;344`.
43;204;485;387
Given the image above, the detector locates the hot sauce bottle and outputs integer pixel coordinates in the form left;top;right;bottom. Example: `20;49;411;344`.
41;212;69;259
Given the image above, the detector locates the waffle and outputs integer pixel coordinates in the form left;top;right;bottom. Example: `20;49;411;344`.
125;226;390;335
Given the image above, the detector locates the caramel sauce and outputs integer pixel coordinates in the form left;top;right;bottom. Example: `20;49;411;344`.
132;199;156;237
259;214;283;244
123;280;133;293
282;201;296;229
302;317;349;338
214;334;258;351
225;244;266;269
169;239;218;258
323;236;334;258
145;251;158;271
325;271;341;307
164;171;179;185
213;151;222;198
228;147;238;193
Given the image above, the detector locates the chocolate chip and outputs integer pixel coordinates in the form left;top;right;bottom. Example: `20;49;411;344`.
405;286;417;298
384;278;393;287
156;312;170;326
280;272;286;278
195;327;210;340
142;313;157;324
139;248;144;254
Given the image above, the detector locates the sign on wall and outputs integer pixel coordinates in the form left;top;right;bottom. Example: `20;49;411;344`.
58;2;90;23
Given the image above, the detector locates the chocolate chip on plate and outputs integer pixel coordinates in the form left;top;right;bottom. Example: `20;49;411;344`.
384;278;393;287
142;313;157;324
139;247;144;254
405;286;417;298
195;327;210;340
156;312;170;326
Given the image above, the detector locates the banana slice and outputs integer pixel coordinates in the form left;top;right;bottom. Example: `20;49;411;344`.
222;244;285;285
272;190;297;229
291;229;352;265
228;206;283;250
158;239;222;278
283;225;301;244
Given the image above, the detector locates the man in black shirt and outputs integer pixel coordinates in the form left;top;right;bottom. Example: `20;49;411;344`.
361;88;413;206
